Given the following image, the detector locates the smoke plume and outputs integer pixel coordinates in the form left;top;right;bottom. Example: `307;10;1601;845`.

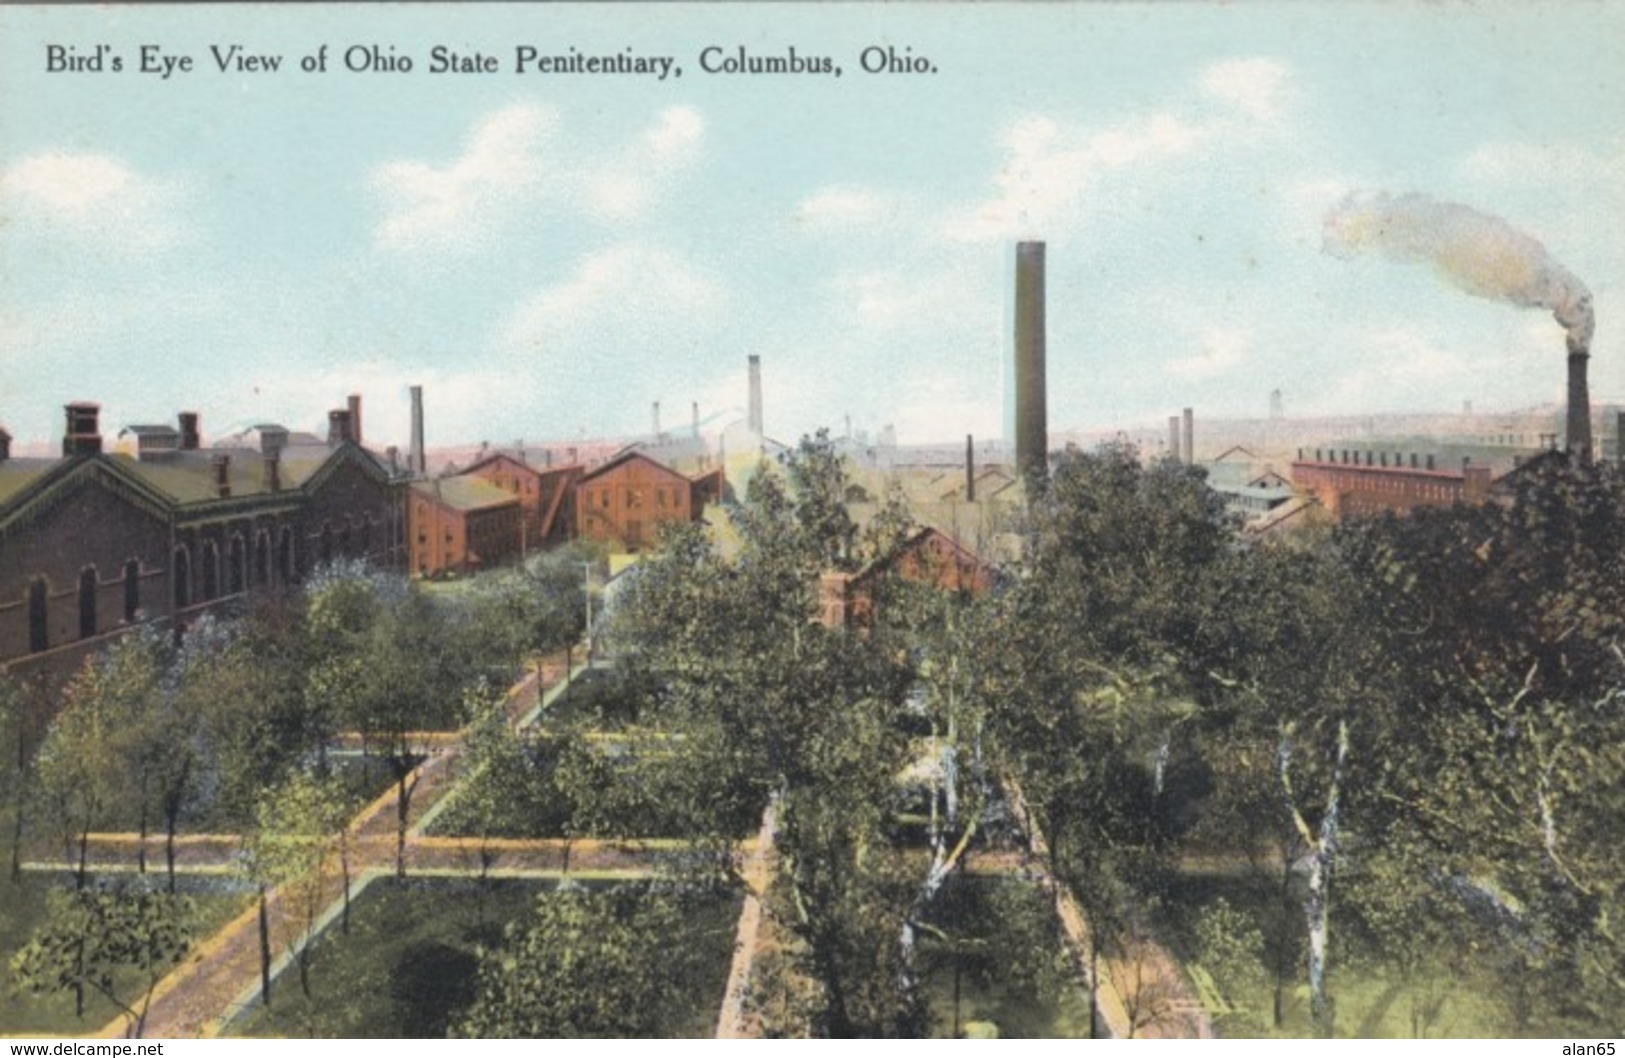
1323;191;1593;349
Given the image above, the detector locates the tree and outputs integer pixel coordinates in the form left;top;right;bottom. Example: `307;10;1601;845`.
10;880;194;1036
457;884;716;1037
240;769;347;1007
0;673;40;883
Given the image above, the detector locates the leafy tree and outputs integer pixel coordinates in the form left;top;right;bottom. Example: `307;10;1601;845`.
10;880;194;1035
457;884;717;1038
240;769;348;1007
0;673;41;883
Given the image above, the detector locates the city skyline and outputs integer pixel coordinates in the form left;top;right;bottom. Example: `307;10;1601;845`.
3;3;1623;450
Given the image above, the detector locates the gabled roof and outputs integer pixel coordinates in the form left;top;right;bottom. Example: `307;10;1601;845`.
579;448;691;485
118;424;180;439
461;451;543;479
412;476;518;513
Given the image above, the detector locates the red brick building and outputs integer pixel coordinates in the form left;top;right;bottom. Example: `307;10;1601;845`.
819;527;995;627
1287;442;1540;519
458;452;582;554
408;477;522;577
575;450;711;551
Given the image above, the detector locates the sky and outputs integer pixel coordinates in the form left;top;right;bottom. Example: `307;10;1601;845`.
2;2;1623;451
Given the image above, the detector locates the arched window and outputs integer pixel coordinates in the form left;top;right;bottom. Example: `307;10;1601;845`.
278;527;296;584
201;541;220;600
172;547;192;609
27;577;49;653
123;559;141;622
254;530;272;587
228;534;247;595
78;567;98;640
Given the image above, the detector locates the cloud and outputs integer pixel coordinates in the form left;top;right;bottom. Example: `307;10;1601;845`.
1166;327;1253;381
1200;58;1292;121
495;243;727;364
945;111;1204;241
1;151;187;253
369;104;707;252
793;185;893;231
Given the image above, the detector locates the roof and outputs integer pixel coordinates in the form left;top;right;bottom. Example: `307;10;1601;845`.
118;424;180;439
413;476;518;512
0;457;60;506
578;448;691;485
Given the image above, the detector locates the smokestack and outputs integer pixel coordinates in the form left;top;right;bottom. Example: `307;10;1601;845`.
1182;408;1194;466
1167;416;1180;461
1568;336;1592;462
178;411;200;451
652;401;662;438
63;402;102;456
692;401;700;439
747;356;763;435
966;434;976;503
1013;241;1048;486
327;409;352;446
409;385;426;477
347;394;363;447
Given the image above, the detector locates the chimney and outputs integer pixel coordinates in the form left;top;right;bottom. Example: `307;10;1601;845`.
63;402;102;456
1167;416;1181;461
409;384;426;478
347;394;363;448
1269;389;1284;421
1463;464;1491;501
264;450;281;493
966;433;976;503
212;453;232;498
1616;410;1625;465
747;356;764;435
327;409;353;446
1013;241;1048;486
693;402;701;439
178;411;200;451
1567;336;1593;462
652;401;662;438
1182;408;1194;466
259;425;288;459
386;445;399;475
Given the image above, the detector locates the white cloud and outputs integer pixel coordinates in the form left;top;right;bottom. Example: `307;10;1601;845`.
370;104;706;252
945;111;1204;241
1166;327;1254;381
370;103;557;253
1;151;187;253
793;185;893;230
495;243;727;360
1200;58;1292;121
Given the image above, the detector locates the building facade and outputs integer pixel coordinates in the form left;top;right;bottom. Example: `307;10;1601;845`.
575;450;709;551
1;401;406;677
407;477;522;577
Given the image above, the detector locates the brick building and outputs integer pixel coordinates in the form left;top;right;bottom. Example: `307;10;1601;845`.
407;477;522;577
1;401;405;677
819;527;995;627
457;452;582;554
575;450;714;551
1288;440;1549;519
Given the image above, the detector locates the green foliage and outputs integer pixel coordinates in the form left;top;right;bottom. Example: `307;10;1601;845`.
457;884;720;1038
9;880;195;1036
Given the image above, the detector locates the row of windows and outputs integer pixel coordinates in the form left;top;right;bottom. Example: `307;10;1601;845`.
18;516;399;656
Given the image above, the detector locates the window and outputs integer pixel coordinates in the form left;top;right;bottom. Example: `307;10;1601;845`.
201;541;220;600
228;535;247;595
123;559;141;621
626;488;643;509
78;567;98;639
28;577;49;653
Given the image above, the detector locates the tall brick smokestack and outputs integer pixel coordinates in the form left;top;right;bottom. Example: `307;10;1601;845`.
1167;415;1181;462
747;355;763;435
347;394;363;448
1182;408;1195;466
1568;336;1592;461
652;401;662;438
1014;241;1048;486
966;434;976;503
409;384;426;478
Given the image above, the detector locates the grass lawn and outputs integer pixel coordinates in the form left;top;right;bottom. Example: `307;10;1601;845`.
227;877;742;1039
0;871;251;1037
916;877;1093;1038
1157;869;1594;1038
